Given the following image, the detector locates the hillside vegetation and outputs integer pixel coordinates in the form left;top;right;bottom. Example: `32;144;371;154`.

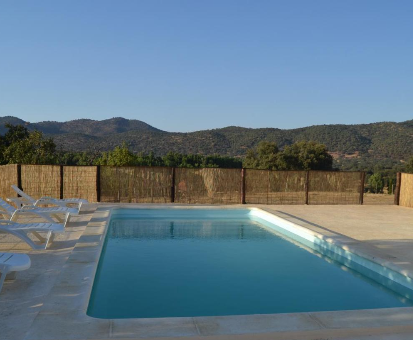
1;119;412;194
0;124;332;171
0;116;412;161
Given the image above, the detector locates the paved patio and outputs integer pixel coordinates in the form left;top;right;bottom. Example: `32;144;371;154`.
0;204;412;340
0;204;98;340
263;205;413;273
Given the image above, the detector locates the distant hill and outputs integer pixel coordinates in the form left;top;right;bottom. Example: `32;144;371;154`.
0;116;161;136
0;116;412;161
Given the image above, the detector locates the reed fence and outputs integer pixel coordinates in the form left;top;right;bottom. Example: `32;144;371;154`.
0;164;366;205
396;172;413;208
0;164;18;201
245;170;306;204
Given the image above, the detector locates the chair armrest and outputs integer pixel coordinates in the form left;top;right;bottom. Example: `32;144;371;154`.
6;197;31;209
34;198;61;207
35;198;58;204
19;206;36;211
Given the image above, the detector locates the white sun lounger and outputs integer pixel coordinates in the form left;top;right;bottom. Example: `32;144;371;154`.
0;213;69;250
10;185;88;210
0;198;77;223
0;253;31;293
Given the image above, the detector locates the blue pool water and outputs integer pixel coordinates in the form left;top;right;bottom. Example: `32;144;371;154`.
87;209;413;319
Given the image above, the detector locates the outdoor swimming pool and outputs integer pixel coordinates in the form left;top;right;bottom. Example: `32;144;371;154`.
87;209;413;319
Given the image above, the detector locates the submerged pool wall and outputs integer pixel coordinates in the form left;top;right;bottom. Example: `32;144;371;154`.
249;209;413;299
88;207;413;319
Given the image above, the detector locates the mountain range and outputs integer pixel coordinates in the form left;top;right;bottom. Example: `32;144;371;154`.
0;116;412;161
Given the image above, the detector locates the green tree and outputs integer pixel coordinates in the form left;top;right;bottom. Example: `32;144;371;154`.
281;141;333;170
162;152;182;167
243;141;280;169
73;152;96;166
3;123;30;145
133;151;163;166
95;142;136;166
2;128;57;164
405;157;413;174
146;151;163;166
0;124;31;164
162;152;242;168
243;140;333;171
243;149;259;169
388;178;393;195
368;173;384;193
201;154;242;168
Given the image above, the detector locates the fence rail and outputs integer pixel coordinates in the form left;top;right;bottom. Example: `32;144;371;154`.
0;164;366;205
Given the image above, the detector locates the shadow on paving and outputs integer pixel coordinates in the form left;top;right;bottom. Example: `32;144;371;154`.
0;209;95;340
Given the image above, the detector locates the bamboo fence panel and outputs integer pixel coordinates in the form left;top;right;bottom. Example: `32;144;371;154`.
100;167;134;203
399;173;413;208
174;168;242;204
245;170;306;204
100;166;172;203
21;165;60;199
133;167;172;203
269;171;306;204
63;166;97;202
245;169;271;204
308;171;361;205
0;164;367;206
0;164;18;200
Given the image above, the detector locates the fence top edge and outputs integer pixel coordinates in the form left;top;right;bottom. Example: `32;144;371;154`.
21;165;242;171
244;169;364;173
12;164;96;167
308;170;364;174
102;165;178;170
1;164;365;174
175;167;242;171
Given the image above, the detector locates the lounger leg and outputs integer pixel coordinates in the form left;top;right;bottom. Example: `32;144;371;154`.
13;231;45;250
10;212;18;222
44;231;54;249
32;231;47;243
0;228;46;250
50;213;63;223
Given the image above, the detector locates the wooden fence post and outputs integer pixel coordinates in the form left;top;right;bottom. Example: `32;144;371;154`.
394;172;401;205
241;168;246;204
305;171;310;205
359;171;366;205
171;167;175;203
17;164;22;192
60;165;64;199
96;165;101;203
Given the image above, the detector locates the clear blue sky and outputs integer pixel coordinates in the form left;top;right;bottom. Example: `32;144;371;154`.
0;0;412;132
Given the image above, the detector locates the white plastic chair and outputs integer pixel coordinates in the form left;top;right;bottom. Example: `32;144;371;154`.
0;198;77;223
9;185;88;210
0;213;69;250
0;253;31;293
